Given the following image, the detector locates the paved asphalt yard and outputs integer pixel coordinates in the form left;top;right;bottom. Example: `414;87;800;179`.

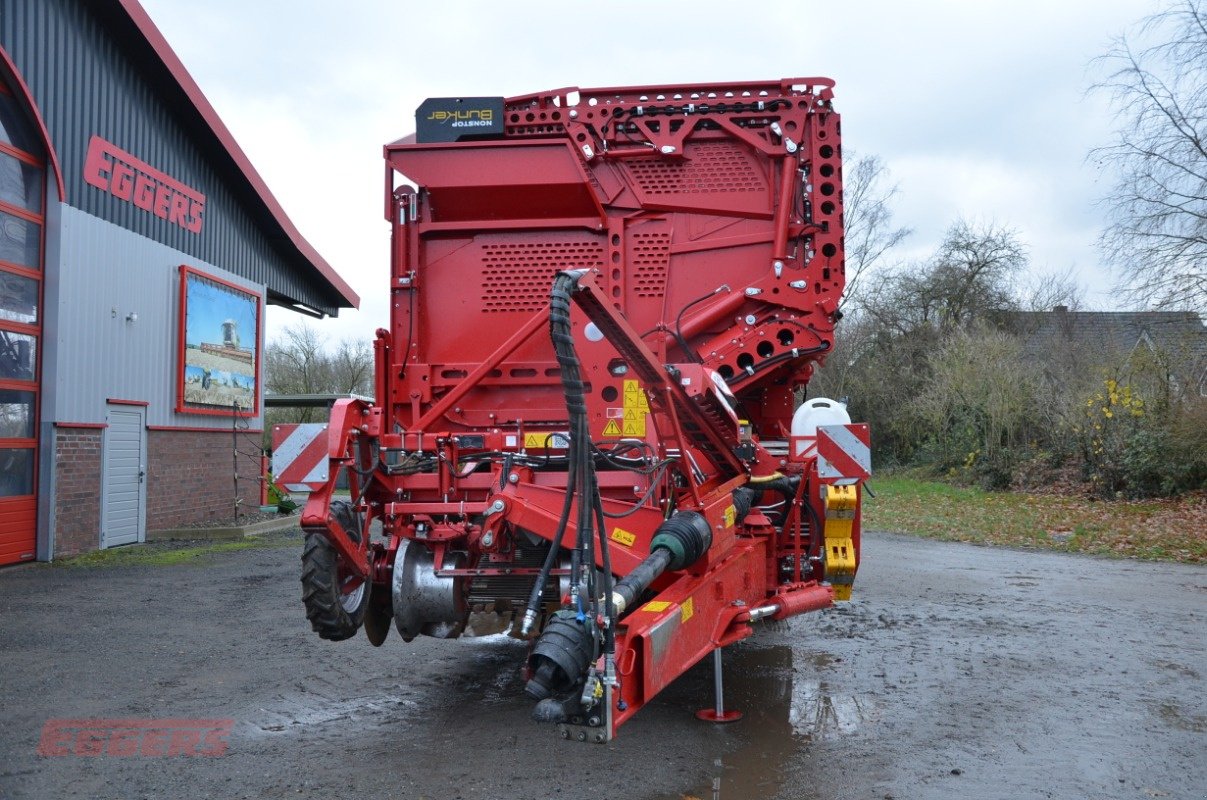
0;528;1203;800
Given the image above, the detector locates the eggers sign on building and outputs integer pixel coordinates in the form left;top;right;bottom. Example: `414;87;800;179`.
83;135;206;234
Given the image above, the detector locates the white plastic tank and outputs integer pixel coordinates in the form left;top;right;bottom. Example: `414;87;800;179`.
791;397;851;438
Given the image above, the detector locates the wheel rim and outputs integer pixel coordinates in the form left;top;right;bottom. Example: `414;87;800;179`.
340;578;366;612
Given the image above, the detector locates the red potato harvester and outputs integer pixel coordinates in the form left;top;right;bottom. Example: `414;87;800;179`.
286;78;870;742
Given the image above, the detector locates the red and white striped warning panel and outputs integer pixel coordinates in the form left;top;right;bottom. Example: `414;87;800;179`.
816;424;871;485
271;423;330;492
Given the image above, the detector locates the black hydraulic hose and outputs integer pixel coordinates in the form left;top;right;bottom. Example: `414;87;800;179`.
576;430;594;614
549;271;608;635
520;462;577;635
800;488;824;559
574;415;593;610
593;491;615;656
601;461;672;518
674;286;729;363
734;475;799;525
728;343;830;384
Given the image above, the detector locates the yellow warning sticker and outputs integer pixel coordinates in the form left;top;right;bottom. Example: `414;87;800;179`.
641;601;672;613
597;379;652;438
524;432;568;449
610;527;636;547
723;504;736;528
680;597;694;622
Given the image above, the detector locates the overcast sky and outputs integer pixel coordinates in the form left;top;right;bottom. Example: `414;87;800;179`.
139;0;1158;345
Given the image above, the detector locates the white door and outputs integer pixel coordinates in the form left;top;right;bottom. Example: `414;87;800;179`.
102;405;146;548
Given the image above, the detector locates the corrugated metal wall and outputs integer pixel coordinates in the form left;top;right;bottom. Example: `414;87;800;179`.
0;0;344;315
49;204;263;429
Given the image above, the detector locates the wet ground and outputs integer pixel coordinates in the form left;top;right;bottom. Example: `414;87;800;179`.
1;529;1204;800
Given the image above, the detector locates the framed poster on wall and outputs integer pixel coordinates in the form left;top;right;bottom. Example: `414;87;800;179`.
176;265;261;417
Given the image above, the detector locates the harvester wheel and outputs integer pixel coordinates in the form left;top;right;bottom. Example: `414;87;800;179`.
301;500;369;641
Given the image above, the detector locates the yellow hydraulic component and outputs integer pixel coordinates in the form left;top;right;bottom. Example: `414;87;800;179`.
822;484;858;600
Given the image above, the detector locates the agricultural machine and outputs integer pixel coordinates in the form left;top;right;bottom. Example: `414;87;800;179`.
291;77;870;742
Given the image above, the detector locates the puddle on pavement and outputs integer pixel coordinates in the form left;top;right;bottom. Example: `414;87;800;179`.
243;636;872;800
656;644;874;800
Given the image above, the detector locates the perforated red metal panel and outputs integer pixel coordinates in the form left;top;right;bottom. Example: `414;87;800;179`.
623;142;764;195
480;240;605;312
629;231;670;298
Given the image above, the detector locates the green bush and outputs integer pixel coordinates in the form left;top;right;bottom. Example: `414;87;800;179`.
1076;379;1207;498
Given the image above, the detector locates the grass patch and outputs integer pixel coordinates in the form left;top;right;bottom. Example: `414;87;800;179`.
863;476;1206;563
53;530;301;569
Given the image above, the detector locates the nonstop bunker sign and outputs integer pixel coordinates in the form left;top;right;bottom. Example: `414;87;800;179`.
415;97;505;143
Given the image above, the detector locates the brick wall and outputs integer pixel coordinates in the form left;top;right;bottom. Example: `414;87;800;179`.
54;428;102;557
146;429;261;531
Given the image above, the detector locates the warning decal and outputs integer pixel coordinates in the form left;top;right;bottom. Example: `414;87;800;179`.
621;379;648;436
524;431;569;449
610;527;636;547
602;379;651;437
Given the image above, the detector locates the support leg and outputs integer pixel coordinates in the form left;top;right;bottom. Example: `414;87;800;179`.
696;647;743;723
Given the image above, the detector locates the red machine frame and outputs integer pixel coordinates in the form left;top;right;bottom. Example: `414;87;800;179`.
298;78;865;741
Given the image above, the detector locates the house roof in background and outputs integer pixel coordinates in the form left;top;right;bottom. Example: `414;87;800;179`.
1001;308;1207;384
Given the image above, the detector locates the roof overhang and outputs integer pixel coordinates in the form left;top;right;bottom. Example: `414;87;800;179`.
113;0;360;312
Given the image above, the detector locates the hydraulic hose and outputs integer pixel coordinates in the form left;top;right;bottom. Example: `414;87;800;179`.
536;270;611;655
519;463;576;636
593;491;615;656
733;474;800;526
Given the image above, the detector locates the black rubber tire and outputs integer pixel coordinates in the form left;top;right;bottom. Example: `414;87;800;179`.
301;500;368;641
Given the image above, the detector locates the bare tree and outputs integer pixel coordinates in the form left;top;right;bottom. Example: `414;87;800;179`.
266;323;325;396
1019;266;1087;312
1092;0;1207;311
330;339;374;397
863;219;1027;334
840;152;913;309
265;322;373;425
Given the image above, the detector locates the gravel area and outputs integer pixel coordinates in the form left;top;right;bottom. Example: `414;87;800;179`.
0;529;1203;799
